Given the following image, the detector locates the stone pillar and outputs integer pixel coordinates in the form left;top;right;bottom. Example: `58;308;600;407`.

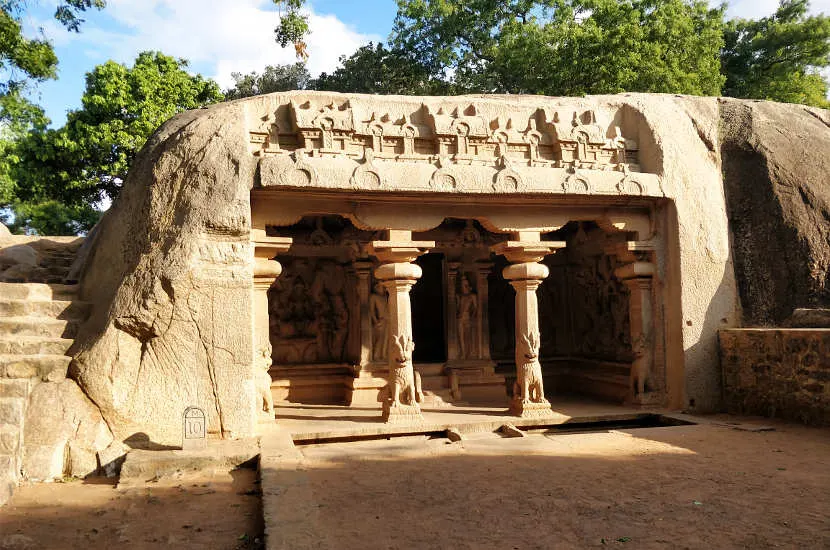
369;230;434;423
492;234;565;418
446;262;461;361
354;261;374;370
251;230;293;360
615;256;658;402
475;261;493;360
250;229;292;425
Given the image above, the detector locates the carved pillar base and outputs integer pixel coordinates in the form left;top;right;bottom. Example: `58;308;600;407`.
510;399;555;418
383;403;425;424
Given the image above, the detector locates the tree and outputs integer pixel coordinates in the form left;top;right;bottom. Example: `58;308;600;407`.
722;0;830;107
224;63;311;100
392;0;725;96
1;0;105;93
5;51;223;234
313;42;449;95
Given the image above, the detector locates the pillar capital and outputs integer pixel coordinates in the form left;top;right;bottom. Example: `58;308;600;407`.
491;240;565;264
374;262;423;282
502;262;550;282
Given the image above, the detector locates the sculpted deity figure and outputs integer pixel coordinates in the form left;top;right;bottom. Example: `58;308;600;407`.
369;281;388;361
457;274;478;359
255;345;274;415
330;294;349;362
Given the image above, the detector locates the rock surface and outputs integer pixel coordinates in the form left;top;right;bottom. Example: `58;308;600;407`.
71;103;256;445
67;92;829;441
720;100;830;326
22;379;112;480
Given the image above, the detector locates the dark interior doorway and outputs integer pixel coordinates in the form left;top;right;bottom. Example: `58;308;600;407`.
411;253;447;362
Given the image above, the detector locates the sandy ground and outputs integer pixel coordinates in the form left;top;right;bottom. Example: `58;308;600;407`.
3;417;830;550
280;417;830;549
0;467;263;550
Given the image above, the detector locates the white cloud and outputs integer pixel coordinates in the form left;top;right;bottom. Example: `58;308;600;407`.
46;0;381;88
726;0;829;19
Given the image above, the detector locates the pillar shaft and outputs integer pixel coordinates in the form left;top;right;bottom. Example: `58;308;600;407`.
354;261;374;370
475;263;493;360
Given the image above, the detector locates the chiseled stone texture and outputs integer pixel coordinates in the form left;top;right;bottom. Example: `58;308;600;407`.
720;329;830;426
23;379;113;480
720;100;830;326
71;103;256;446
68;91;759;444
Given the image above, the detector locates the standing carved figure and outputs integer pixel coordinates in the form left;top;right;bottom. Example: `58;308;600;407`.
513;332;547;404
369;281;388;361
456;274;478;359
388;334;423;407
630;332;653;396
255;345;274;415
330;294;349;362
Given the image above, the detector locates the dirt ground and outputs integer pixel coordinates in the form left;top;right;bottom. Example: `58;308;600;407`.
0;467;263;550
281;417;830;549
3;416;830;550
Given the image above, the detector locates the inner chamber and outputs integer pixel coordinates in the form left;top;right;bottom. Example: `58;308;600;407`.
266;215;637;406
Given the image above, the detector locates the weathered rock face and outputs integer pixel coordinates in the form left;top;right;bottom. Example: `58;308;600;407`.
68;91;761;443
22;379;113;480
720;100;830;326
72;104;257;446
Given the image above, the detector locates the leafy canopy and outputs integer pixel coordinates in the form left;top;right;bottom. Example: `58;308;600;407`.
4;51;223;234
1;0;105;92
392;0;726;95
224;63;311;100
722;0;830;107
313;42;449;95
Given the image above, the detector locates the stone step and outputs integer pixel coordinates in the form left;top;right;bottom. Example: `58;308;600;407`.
0;337;74;355
0;396;25;428
0;354;71;380
0;424;20;455
419;374;450;391
0;299;91;319
0;282;78;301
0;453;16;506
0;379;28;399
0;317;78;339
414;363;446;377
420;388;454;408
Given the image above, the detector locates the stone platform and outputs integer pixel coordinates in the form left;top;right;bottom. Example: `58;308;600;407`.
276;397;665;443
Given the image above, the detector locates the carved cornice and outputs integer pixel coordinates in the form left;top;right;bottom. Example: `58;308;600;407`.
250;98;662;198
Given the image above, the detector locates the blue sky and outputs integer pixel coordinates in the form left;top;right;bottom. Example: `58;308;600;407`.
16;0;830;127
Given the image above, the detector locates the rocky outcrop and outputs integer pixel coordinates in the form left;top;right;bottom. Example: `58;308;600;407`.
720;100;830;326
71;103;257;446
22;379;113;480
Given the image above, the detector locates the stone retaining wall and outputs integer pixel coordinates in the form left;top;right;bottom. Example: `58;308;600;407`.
720;329;830;425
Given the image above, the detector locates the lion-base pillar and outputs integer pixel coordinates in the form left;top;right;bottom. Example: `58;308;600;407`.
370;230;434;423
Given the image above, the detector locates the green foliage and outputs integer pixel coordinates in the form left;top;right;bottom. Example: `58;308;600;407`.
224;63;311;100
4;51;223;235
273;0;309;48
1;0;105;92
722;0;830;107
392;0;726;95
5;199;100;236
313;42;450;95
